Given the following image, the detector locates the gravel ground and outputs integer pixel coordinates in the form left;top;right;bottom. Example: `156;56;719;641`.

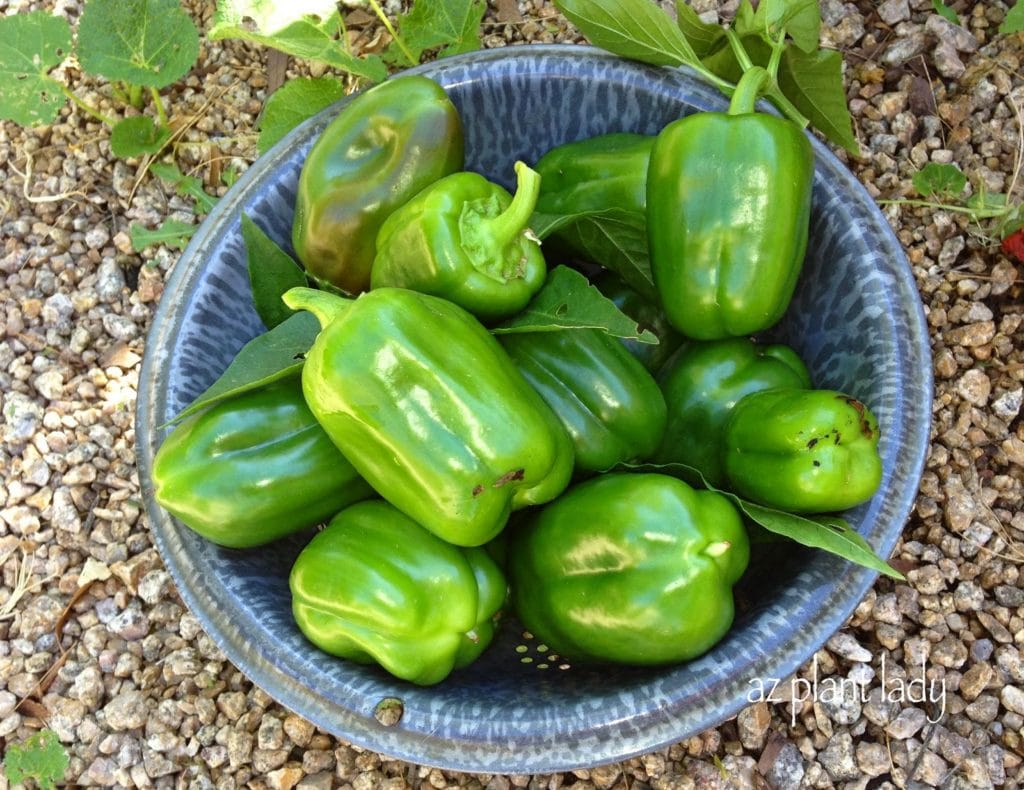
2;0;1024;787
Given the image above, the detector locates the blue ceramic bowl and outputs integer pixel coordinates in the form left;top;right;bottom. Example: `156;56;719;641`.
136;45;931;773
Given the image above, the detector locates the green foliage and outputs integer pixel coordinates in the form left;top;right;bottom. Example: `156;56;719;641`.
208;0;387;82
1001;0;1024;34
257;77;346;155
490;265;657;344
150;162;218;214
558;0;699;67
242;214;308;329
78;0;200;89
619;463;905;579
748;0;821;53
932;0;960;26
674;2;722;58
0;12;73;126
110;115;172;157
912;162;967;199
167;312;319;424
556;0;860;156
389;0;488;64
777;47;857;155
130;219;196;251
532;208;654;300
2;729;70;790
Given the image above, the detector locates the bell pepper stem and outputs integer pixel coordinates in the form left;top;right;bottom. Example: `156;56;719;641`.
282;286;352;329
478;161;541;248
728;66;770;115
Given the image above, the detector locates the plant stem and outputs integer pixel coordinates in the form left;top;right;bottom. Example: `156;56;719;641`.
728;67;769;115
725;28;754;72
127;82;143;110
766;32;785;84
724;26;809;127
58;84;117;126
689;64;736;97
764;86;810;128
150;87;169;129
366;0;417;66
878;198;1010;220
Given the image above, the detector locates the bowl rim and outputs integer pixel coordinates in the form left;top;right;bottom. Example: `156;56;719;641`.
136;43;933;773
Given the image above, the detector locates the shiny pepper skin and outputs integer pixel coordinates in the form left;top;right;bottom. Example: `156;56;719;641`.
535;133;655;295
654;337;811;486
509;473;749;665
499;327;667;472
152;379;374;548
289;500;507;685
647;68;814;339
291;75;464;295
282;286;574;547
371;161;547;322
723;388;883;513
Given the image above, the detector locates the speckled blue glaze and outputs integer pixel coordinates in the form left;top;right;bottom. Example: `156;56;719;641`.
136;46;932;774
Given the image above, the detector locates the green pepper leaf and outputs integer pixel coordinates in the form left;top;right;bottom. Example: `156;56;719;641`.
912;162;967;199
257;76;346;155
778;46;860;157
531;208;655;302
616;462;904;579
165;311;320;425
674;1;724;58
77;0;200;89
1001;1;1024;34
129;219;195;251
731;0;758;36
753;0;821;53
242;213;308;329
0;12;72;127
110;116;172;158
555;0;699;68
209;0;387;82
491;265;657;344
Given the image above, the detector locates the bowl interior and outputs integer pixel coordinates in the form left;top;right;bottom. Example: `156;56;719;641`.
137;46;931;773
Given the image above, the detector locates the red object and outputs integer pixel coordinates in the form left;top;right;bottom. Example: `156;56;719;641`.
1002;229;1024;262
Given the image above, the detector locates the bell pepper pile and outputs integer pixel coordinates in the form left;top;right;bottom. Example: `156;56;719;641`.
152;72;884;686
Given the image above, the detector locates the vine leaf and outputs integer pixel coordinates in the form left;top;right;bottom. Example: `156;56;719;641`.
257;76;346;154
110;116;172;157
390;0;487;63
78;0;200;89
209;0;387;82
0;12;73;126
555;0;699;68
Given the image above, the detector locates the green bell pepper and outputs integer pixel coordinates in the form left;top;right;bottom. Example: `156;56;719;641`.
654;337;811;486
498;328;667;472
535;133;654;293
152;379;374;548
282;286;574;547
535;132;652;216
647;67;814;339
723;388;883;513
370;161;547;322
592;270;683;373
290;500;507;685
291;75;464;295
509;472;749;665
